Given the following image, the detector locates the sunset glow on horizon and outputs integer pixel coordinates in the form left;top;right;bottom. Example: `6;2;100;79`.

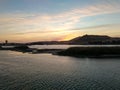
0;0;120;42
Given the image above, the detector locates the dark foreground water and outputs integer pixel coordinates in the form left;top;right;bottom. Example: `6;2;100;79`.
0;51;120;90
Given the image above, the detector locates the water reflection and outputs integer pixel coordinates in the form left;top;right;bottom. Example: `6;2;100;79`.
29;45;120;49
0;51;120;90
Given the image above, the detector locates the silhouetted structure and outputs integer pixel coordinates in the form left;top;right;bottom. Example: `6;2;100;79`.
5;40;8;45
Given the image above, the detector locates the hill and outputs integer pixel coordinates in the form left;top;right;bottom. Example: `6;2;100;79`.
68;35;120;45
0;35;120;45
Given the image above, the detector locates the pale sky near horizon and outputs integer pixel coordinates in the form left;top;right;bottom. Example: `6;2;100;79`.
0;0;120;42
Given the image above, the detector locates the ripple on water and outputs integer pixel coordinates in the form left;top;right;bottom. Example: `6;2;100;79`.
0;51;120;90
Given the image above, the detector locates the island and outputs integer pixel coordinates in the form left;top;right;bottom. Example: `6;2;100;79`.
57;47;120;58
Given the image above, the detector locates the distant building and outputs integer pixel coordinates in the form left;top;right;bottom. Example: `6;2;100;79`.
5;40;8;45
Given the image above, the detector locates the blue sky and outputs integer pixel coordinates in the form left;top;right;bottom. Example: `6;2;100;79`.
0;0;120;42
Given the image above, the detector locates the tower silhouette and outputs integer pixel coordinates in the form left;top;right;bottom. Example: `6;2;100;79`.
5;40;8;45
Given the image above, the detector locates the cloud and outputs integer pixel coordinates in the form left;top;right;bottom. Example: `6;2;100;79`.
67;24;120;31
0;0;120;41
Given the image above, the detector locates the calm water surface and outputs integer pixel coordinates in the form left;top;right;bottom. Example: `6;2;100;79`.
0;50;120;90
29;45;120;49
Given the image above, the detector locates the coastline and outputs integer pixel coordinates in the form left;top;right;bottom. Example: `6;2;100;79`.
0;45;120;58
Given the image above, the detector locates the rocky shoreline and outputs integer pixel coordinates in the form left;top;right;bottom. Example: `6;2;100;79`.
0;45;64;54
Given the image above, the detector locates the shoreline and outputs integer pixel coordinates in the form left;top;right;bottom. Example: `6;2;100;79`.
0;45;64;54
0;45;120;58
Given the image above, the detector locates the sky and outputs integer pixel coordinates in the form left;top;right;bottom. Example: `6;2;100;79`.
0;0;120;42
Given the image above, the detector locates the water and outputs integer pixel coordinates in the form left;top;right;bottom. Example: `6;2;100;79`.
29;45;120;49
0;47;120;90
